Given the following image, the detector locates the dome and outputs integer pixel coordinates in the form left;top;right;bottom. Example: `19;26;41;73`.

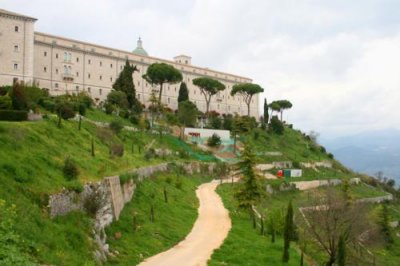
132;37;148;56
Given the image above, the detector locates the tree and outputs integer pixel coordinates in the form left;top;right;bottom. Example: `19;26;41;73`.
379;203;393;246
282;201;294;263
337;235;346;266
192;77;225;116
231;115;242;154
300;189;369;266
113;60;140;110
270;100;292;121
234;144;264;212
105;90;129;114
269;116;284;135
178;82;189;103
269;101;280;118
263;98;269;125
177;100;198;127
231;83;264;116
207;133;221;147
142;63;183;105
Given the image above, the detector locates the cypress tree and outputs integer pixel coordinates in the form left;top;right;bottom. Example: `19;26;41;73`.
263;98;269;124
282;201;294;263
113;60;141;112
178;82;189;103
337;235;346;266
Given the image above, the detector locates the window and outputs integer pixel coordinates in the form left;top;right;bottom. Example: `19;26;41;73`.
110;63;113;68
44;51;47;57
64;65;68;74
76;72;79;77
14;45;19;52
76;86;79;91
76;57;79;63
110;77;113;82
99;75;102;80
64;52;68;61
138;93;141;99
14;26;19;32
44;67;47;72
68;66;72;74
13;63;18;70
88;87;91;93
13;78;18;85
138;81;140;86
88;73;91;79
88;59;91;64
55;83;59;88
56;68;59;74
99;89;102;95
100;61;102;67
56;53;59;59
168;98;170;103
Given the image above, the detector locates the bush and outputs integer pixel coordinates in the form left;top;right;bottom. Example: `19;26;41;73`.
207;133;221;147
269;116;284;135
63;157;79;180
65;180;84;193
83;190;105;218
0;95;12;110
78;103;86;116
0;110;28;121
109;120;123;134
208;114;222;129
56;102;76;120
144;148;156;160
119;172;139;185
328;153;334;159
110;142;124;157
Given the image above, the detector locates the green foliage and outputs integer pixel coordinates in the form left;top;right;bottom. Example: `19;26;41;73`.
270;100;293;121
379;203;393;245
337;235;346;266
55;102;76;120
192;77;225;114
208;113;222;129
177;100;198;127
113;60;141;110
234;145;264;210
0;110;28;121
178;82;189;103
207;133;222;147
231;83;264;115
119;172;139;185
109;120;124;134
63;157;79;180
65;180;84;193
0;200;35;265
106;90;129;110
142;63;183;103
263;98;269;124
269;115;284;135
222;114;233;130
110;142;124;157
282;201;294;263
10;83;28;110
0;95;12;110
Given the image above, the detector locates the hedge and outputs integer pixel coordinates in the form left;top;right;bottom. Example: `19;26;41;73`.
0;110;28;121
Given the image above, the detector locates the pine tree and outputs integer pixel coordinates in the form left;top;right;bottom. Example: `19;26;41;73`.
263;98;269;124
178;82;189;103
337;235;346;266
113;60;141;112
234;145;264;212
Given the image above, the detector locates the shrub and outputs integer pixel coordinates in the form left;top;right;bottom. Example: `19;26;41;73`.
207;133;221;147
110;143;124;157
144;148;156;160
0;95;12;110
56;102;76;120
129;114;139;125
39;98;56;112
10;83;28;110
0;110;28;121
83;190;105;218
119;172;139;185
269;116;284;135
109;120;123;134
78;103;86;116
65;180;84;193
328;153;334;159
96;127;114;143
63;157;79;180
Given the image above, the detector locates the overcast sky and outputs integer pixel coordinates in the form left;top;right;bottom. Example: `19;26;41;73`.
3;0;400;138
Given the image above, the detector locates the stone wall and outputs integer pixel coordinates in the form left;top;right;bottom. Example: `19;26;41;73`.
291;178;360;191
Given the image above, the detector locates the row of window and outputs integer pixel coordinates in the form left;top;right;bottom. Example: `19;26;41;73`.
42;51;121;69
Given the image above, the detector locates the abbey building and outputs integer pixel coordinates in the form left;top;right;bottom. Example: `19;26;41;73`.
0;9;259;117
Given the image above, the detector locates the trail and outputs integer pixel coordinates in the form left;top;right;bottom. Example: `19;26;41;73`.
138;179;231;266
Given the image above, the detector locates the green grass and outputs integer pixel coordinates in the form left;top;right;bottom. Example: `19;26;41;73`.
209;184;305;266
105;172;212;265
85;108;134;126
0;112;215;264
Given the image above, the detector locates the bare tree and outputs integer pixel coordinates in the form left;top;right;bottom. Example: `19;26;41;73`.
299;189;371;266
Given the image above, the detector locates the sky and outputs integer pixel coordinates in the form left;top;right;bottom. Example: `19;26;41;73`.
2;0;400;138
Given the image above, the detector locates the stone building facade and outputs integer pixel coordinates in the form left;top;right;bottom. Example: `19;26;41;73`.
0;9;259;117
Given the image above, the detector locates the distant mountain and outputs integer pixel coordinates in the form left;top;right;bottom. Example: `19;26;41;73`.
321;129;400;183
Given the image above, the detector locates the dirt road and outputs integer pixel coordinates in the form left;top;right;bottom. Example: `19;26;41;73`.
138;180;231;266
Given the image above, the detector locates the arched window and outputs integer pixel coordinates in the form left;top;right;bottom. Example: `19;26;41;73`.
64;65;68;74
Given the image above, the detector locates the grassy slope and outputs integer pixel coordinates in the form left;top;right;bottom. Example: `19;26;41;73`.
209;184;304;266
105;173;212;265
0;111;214;264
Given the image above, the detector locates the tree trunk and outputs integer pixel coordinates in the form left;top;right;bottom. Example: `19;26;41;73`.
280;110;283;121
158;83;163;105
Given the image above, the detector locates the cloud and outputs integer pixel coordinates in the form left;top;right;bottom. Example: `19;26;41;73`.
2;0;400;137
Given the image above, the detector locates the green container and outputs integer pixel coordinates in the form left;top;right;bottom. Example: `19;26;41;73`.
283;169;291;178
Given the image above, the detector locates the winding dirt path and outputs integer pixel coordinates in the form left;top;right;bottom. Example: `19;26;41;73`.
138;180;231;266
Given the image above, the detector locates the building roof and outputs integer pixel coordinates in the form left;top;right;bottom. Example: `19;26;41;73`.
132;37;148;56
0;9;37;21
